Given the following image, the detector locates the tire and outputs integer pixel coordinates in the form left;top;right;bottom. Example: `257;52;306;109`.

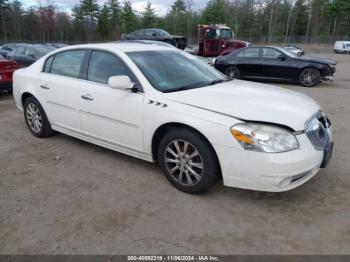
299;67;321;87
225;65;240;79
158;128;220;194
24;96;54;138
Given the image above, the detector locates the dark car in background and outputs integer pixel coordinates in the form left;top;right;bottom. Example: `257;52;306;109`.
0;54;19;93
122;29;187;50
9;44;56;68
214;46;336;87
0;43;28;59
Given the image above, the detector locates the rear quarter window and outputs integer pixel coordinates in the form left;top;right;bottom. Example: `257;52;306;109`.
43;56;54;73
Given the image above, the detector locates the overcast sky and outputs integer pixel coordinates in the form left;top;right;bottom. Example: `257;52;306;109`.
21;0;209;16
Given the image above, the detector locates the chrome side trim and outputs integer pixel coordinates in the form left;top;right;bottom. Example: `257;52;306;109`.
79;110;140;129
47;101;77;112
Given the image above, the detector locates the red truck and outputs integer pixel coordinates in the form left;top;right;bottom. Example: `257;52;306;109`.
197;24;250;57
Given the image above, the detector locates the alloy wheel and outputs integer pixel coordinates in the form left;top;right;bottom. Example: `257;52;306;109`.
164;140;204;186
26;103;43;133
225;66;240;79
302;69;318;86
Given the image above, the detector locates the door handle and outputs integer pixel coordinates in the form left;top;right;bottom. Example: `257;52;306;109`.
81;94;94;101
40;84;50;90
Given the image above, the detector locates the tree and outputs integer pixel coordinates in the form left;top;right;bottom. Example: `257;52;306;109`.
0;0;9;42
80;0;100;40
121;0;138;33
98;4;111;39
201;0;227;25
168;0;187;35
38;4;55;42
143;1;157;28
108;0;121;37
72;4;86;41
10;0;23;40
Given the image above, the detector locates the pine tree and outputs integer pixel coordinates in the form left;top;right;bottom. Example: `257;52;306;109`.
80;0;99;40
168;0;187;35
108;0;121;36
143;1;157;28
98;4;111;39
121;0;138;33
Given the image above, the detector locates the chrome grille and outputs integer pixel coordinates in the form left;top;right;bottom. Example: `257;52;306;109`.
305;111;332;150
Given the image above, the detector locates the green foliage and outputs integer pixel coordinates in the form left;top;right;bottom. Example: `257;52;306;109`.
1;0;350;44
121;0;138;33
143;1;157;28
98;4;111;39
108;0;121;34
201;0;228;25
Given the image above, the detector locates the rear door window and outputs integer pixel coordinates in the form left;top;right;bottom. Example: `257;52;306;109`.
43;56;54;73
237;48;260;58
50;50;86;78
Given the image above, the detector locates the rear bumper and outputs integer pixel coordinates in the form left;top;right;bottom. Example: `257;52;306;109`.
0;81;12;89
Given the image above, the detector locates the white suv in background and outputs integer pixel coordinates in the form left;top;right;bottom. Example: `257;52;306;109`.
13;43;333;194
334;41;350;54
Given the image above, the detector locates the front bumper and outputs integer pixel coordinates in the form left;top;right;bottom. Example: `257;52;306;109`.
215;134;326;192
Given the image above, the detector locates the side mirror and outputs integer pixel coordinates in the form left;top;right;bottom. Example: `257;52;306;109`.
277;54;286;61
108;75;137;92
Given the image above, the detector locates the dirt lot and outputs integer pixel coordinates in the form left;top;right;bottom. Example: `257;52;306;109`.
1;47;350;255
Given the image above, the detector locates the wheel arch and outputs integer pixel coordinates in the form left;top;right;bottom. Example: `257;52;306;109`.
21;92;36;107
298;65;322;77
151;122;222;177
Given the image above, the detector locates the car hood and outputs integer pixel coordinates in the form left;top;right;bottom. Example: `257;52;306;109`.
163;80;321;131
298;56;336;65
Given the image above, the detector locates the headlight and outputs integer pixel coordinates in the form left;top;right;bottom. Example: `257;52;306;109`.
230;123;299;153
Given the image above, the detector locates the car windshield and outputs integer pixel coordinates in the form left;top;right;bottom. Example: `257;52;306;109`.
128;51;227;93
346;44;350;48
220;29;232;39
156;29;170;36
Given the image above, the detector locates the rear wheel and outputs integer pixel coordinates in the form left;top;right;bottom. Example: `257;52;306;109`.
158;128;220;194
299;68;321;87
225;65;240;79
24;96;54;138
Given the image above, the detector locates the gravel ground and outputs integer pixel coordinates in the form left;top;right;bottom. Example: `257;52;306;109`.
0;48;349;255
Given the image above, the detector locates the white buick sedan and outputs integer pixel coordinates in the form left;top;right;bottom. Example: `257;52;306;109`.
13;43;333;193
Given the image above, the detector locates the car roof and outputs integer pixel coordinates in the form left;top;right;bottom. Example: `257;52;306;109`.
54;42;176;53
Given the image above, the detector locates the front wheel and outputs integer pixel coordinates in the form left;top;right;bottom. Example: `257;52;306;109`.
158;129;220;194
299;68;321;87
225;65;240;79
